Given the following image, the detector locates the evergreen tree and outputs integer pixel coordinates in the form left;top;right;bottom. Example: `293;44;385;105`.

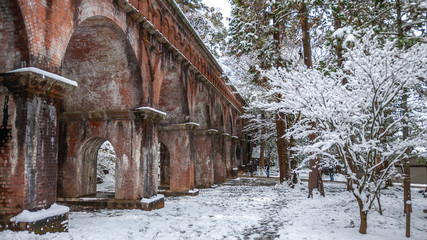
176;0;228;57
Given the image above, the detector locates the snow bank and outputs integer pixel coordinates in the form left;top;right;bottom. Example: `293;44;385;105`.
10;204;69;223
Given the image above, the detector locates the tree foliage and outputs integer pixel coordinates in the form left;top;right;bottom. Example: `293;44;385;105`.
225;0;427;235
176;0;228;57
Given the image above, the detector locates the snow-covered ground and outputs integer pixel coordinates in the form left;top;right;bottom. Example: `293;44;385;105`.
1;178;426;239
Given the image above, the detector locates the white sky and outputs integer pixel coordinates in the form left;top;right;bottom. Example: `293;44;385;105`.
203;0;232;27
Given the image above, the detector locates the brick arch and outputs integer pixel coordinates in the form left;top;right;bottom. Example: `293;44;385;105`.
158;142;171;188
192;82;210;129
162;16;172;39
0;0;29;72
225;111;233;135
61;15;143;112
234;117;243;137
158;66;189;124
213;98;224;130
73;137;109;197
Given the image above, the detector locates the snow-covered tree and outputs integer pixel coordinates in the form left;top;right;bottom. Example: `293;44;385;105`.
261;30;427;234
176;0;227;57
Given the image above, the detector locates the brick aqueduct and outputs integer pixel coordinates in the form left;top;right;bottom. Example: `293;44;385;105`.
0;0;249;232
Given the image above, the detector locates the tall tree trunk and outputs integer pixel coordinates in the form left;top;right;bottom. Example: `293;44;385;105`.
299;1;313;68
333;0;344;69
276;111;289;183
260;125;266;171
272;4;289;183
289;136;298;185
396;0;411;237
299;1;323;197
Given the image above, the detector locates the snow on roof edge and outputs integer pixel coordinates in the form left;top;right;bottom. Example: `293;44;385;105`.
8;67;78;87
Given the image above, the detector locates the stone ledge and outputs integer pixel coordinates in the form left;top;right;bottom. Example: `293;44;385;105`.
57;197;165;211
0;67;77;98
159;122;200;131
140;194;165;211
60;107;166;122
158;189;200;197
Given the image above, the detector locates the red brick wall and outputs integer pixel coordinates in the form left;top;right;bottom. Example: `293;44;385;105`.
23;97;59;210
0;91;25;215
0;0;29;72
0;91;59;215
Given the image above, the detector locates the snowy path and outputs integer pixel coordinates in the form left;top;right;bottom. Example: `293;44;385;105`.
1;177;426;239
238;180;287;239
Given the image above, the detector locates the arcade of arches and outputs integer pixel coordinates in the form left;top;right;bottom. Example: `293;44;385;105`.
0;0;249;233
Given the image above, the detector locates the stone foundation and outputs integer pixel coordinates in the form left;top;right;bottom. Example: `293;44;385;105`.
58;195;165;211
1;204;70;234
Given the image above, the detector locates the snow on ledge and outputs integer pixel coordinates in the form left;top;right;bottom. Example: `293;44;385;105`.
134;107;166;116
10;204;70;223
232;168;239;171
140;194;164;204
185;122;200;127
8;67;78;87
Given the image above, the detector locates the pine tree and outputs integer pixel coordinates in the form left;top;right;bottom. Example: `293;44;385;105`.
176;0;228;57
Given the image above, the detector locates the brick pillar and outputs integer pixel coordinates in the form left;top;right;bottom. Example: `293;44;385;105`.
194;130;216;188
222;133;232;178
159;123;198;193
0;67;76;228
213;130;226;183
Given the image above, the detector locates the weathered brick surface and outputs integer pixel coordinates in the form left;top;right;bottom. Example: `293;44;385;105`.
194;134;213;188
213;135;227;184
0;92;63;232
158;130;195;192
0;0;30;72
1;0;247;222
0;91;24;216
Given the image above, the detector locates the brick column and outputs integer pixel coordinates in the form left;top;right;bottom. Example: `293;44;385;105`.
158;122;198;193
0;67;76;229
212;130;226;183
193;129;217;188
222;133;232;178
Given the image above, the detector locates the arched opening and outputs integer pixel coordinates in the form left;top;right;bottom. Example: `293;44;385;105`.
158;142;170;189
96;141;116;194
61;16;142;111
58;16;143;199
76;138;117;197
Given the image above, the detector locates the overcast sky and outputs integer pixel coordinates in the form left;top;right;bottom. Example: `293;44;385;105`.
203;0;231;27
